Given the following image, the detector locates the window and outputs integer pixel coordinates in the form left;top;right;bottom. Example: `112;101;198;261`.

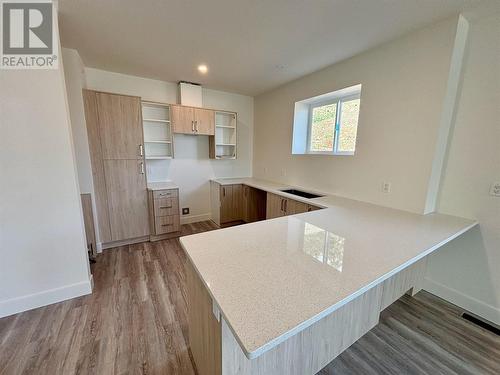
292;84;361;155
308;94;360;155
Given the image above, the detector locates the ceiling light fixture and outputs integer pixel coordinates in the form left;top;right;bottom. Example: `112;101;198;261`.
198;64;208;74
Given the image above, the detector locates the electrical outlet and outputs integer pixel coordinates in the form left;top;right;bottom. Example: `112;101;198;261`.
382;181;392;194
490;182;500;197
182;207;190;215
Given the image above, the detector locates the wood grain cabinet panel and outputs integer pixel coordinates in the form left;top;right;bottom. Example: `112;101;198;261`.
194;108;215;135
96;92;143;160
104;159;150;241
171;105;195;134
266;193;285;219
220;185;234;224
231;184;243;221
307;204;321;212
289;200;308;214
83;90;112;243
155;215;180;235
153;197;179;217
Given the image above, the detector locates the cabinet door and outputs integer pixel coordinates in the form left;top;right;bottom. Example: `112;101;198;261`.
171;105;195;134
231;184;243;221
266;193;285;219
307;204;321;212
96;92;143;159
242;186;249;222
220;185;233;224
104;160;150;241
194;108;215;135
288;200;308;215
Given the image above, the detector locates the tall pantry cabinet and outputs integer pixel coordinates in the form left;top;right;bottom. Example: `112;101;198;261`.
83;90;150;246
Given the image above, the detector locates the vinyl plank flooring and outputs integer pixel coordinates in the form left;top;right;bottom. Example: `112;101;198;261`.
0;220;498;375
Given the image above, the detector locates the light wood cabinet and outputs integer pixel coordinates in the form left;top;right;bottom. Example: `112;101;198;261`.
266;192;286;219
148;188;180;240
171;105;195;134
266;193;319;218
212;183;318;226
220;185;234;224
194;108;215;135
289;200;308;214
104;159;149;240
307;204;322;212
84;90;150;245
171;105;215;135
96;92;144;160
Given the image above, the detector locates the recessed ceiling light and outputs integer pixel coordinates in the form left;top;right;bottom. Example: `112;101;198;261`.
198;64;208;74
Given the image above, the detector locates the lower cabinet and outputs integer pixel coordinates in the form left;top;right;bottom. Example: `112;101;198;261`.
104;159;150;240
212;182;323;226
266;193;315;218
148;188;180;240
219;184;244;224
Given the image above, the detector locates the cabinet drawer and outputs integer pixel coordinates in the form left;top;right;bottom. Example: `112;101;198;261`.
153;189;178;199
154;198;179;217
155;215;180;234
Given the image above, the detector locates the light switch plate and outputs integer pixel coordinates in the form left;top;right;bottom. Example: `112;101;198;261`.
490;182;500;197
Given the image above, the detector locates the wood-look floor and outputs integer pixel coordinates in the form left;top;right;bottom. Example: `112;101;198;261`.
1;221;498;375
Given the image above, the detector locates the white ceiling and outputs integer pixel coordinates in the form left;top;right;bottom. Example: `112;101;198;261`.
58;0;480;96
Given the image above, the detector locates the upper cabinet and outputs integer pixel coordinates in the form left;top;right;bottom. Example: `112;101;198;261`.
171;105;215;135
96;92;144;160
194;108;215;135
142;101;174;160
209;111;237;159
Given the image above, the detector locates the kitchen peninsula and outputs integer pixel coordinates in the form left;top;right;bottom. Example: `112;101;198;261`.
180;178;477;375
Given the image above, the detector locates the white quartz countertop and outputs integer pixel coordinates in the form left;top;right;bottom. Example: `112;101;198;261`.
147;181;179;191
181;178;477;359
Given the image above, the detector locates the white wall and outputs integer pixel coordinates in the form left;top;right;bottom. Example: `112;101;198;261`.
253;17;460;214
62;49;92;193
0;31;91;317
425;12;500;325
84;68;254;224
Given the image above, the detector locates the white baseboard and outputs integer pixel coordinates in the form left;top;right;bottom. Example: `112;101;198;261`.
0;279;92;318
180;213;211;225
423;277;500;326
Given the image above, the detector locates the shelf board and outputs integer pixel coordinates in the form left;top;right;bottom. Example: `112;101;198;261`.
216;125;236;129
144;140;172;144
145;156;172;160
216;143;236;146
143;118;170;123
216;155;236;159
142;101;170;108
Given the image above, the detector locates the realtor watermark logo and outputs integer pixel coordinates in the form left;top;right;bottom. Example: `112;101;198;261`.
1;0;58;69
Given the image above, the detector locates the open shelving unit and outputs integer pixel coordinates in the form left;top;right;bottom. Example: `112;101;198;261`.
142;101;174;159
209;111;237;159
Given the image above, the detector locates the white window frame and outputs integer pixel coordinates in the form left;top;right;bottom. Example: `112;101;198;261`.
306;92;360;155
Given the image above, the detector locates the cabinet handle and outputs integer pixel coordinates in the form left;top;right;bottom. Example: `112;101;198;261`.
192;121;195;132
159;205;172;209
223;187;226;197
284;200;287;213
139;144;143;156
161;223;173;227
159;192;171;196
140;162;145;174
280;199;283;211
195;120;198;132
